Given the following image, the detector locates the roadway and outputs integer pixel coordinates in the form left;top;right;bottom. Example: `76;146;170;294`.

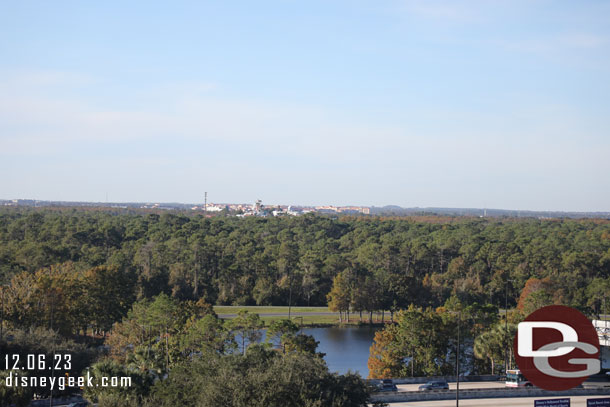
397;382;504;392
385;395;610;406
217;311;339;318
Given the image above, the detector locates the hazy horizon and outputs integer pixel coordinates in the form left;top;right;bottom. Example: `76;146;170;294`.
4;196;610;215
2;1;609;212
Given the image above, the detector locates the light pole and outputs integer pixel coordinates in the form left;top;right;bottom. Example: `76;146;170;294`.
604;294;608;342
504;279;514;372
448;309;462;407
49;291;55;407
288;269;293;320
456;310;461;407
0;285;5;342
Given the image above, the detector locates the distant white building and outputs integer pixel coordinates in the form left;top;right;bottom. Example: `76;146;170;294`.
593;320;610;370
594;320;610;347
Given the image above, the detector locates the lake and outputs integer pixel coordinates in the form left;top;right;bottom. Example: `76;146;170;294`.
245;325;382;377
300;325;381;377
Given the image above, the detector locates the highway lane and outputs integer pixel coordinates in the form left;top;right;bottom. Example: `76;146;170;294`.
397;381;505;392
385;395;610;407
217;311;340;318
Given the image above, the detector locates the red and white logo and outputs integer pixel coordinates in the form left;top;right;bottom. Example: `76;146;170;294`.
514;305;600;391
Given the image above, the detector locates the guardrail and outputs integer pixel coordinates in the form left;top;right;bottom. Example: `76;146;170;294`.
368;375;499;385
371;386;610;403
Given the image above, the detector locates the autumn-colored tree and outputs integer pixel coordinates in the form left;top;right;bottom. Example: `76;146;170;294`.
3;263;87;336
367;324;403;379
106;315;145;363
3;271;38;329
327;272;351;323
182;297;217;321
517;277;556;316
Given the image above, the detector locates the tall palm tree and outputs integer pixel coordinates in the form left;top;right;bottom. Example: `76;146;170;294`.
474;322;518;374
474;331;499;374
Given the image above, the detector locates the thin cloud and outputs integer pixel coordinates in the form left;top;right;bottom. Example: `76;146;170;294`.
402;0;481;22
560;33;608;49
0;71;402;160
501;32;609;54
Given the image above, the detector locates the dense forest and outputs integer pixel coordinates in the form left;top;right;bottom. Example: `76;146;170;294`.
1;207;609;404
1;207;609;316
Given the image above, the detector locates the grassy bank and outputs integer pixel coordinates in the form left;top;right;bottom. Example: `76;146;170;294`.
214;305;330;314
214;305;391;326
259;314;387;326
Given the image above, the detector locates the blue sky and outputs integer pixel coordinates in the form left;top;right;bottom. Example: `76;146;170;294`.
1;0;609;211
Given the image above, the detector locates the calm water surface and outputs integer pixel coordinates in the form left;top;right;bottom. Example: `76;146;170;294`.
250;325;381;377
301;326;381;377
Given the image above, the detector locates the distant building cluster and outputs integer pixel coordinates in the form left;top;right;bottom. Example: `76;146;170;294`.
314;205;370;215
0;199;369;217
4;199;32;206
140;203;182;210
191;200;370;217
594;320;610;347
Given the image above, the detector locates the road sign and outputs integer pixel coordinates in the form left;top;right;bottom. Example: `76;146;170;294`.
534;399;570;407
588;399;610;407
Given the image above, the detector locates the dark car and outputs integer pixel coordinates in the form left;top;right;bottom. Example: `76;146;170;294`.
376;379;398;392
418;380;449;391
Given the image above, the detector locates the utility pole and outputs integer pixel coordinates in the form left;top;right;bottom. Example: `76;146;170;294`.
504;279;513;371
49;292;55;407
204;192;207;216
288;270;293;320
0;286;4;341
604;294;608;333
505;281;508;372
456;311;461;407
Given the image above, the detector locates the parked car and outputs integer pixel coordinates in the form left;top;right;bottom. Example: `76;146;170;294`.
418;380;449;391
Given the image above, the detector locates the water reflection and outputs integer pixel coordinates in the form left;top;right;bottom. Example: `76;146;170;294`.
240;325;382;377
302;326;381;377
